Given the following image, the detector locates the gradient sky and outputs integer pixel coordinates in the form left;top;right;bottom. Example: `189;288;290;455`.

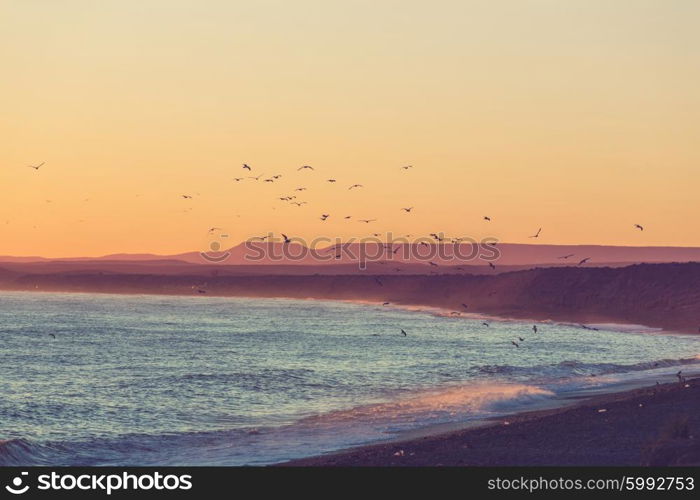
1;0;699;257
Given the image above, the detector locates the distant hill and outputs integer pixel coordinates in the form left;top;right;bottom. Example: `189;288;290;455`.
1;242;699;267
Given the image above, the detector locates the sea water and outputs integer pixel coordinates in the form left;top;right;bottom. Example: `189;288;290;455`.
0;291;698;465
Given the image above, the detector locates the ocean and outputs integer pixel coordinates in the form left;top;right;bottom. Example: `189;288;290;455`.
0;291;698;465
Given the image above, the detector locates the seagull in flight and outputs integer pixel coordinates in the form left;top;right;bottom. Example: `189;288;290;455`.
488;262;496;270
483;216;491;221
400;329;407;336
281;234;292;244
349;184;363;190
634;224;644;231
320;214;330;221
558;254;574;259
529;228;542;238
358;219;377;223
511;341;520;348
461;303;469;309
518;337;525;342
242;164;252;170
401;207;414;213
295;187;307;191
233;177;244;182
578;257;591;266
208;227;222;233
292;201;307;206
327;179;336;183
400;165;412;170
249;174;264;181
27;162;45;170
482;322;490;327
298;165;314;171
48;333;56;339
181;195;193;199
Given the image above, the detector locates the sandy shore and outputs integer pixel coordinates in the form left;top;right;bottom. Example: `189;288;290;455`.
282;378;700;466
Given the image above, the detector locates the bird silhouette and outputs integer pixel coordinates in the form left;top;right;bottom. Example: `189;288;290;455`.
488;262;496;270
578;257;591;266
374;277;384;286
242;164;252;170
295;187;307;191
358;219;377;223
28;162;45;170
401;207;414;212
634;224;644;231
233;177;244;181
483;216;491;221
349;184;363;190
482;322;490;327
558;254;574;259
400;329;407;336
401;165;413;170
529;228;542;238
48;333;56;339
327;179;336;183
518;337;525;342
181;195;193;199
461;303;469;309
511;341;520;348
298;165;314;171
281;234;292;244
320;214;329;221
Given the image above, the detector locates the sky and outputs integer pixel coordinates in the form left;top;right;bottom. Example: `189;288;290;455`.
1;0;699;257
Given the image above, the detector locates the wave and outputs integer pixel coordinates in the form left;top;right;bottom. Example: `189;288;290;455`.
475;355;700;379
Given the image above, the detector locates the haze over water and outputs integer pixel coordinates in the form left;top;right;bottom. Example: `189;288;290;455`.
1;291;698;465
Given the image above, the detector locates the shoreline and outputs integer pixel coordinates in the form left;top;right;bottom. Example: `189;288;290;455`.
281;378;700;466
1;262;699;334
0;288;681;337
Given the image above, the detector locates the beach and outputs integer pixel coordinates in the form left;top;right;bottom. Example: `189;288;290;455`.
283;378;700;466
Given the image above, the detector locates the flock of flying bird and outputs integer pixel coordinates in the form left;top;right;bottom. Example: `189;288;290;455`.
171;161;647;270
26;161;645;268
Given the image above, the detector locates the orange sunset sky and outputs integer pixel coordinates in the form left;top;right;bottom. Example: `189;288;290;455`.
1;0;699;257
